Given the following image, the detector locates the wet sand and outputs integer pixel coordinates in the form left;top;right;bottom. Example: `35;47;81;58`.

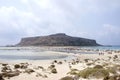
0;47;120;80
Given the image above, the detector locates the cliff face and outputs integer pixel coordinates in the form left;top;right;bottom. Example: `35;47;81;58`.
17;33;100;46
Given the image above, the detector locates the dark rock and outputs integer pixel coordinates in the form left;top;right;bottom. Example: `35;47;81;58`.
84;59;89;63
16;33;100;46
14;64;20;69
113;55;118;59
25;69;35;74
14;63;28;69
2;64;8;66
48;64;55;71
54;60;57;63
42;75;48;78
60;76;74;80
51;68;57;74
0;74;4;80
20;63;28;69
38;66;44;70
1;66;11;72
1;71;20;78
50;65;55;68
58;61;63;64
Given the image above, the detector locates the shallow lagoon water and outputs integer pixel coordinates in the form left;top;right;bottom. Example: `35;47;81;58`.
0;47;68;60
80;46;120;50
0;46;119;60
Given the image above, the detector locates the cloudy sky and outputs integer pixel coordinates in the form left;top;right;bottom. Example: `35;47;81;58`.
0;0;120;46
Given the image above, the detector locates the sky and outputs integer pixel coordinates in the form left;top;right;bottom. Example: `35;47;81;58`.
0;0;120;46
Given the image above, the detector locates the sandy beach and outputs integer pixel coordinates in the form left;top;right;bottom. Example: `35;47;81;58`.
0;47;120;80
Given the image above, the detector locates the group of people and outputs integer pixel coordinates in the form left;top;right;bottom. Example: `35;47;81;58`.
98;52;104;55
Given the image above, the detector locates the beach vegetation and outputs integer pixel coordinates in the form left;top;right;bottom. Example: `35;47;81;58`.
103;75;120;80
114;64;120;70
67;69;79;75
93;65;103;69
102;63;109;67
106;67;117;74
106;64;120;74
78;68;109;79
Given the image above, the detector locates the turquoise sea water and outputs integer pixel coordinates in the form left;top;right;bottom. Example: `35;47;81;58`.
0;46;120;60
0;47;67;60
80;46;120;50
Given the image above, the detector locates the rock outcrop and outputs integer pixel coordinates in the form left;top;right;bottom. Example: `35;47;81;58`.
17;33;100;46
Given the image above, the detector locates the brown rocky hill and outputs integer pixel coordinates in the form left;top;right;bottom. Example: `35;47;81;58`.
17;33;100;46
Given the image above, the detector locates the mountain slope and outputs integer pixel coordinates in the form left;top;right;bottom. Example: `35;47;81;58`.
17;33;100;46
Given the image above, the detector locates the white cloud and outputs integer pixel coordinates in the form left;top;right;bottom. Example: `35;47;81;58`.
21;0;28;4
103;24;120;35
0;0;120;45
103;24;120;34
94;24;120;45
0;6;42;45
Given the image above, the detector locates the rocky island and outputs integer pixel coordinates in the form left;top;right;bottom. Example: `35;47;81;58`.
17;33;100;46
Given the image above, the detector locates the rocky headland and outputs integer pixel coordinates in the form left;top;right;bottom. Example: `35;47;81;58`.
17;33;100;46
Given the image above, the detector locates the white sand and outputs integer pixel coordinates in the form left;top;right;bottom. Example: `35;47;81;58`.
0;49;120;80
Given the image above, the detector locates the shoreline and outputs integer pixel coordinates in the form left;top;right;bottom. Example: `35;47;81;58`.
0;47;120;80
